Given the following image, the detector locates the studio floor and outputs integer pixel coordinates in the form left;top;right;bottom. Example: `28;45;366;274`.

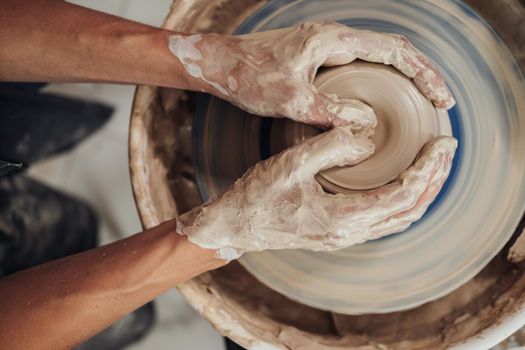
28;1;225;349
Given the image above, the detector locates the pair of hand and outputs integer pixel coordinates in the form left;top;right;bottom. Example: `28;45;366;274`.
169;22;458;259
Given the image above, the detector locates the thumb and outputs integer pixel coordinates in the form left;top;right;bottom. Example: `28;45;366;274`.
299;126;375;176
313;92;377;132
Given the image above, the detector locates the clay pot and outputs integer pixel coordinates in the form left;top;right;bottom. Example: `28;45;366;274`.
129;0;525;348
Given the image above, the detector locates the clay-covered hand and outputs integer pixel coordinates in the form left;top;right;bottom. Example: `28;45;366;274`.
176;128;458;260
169;22;455;129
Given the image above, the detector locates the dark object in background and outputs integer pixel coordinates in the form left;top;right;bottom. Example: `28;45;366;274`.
0;175;99;275
225;338;247;350
0;160;21;176
0;82;111;166
0;82;112;275
77;303;155;350
0;82;154;349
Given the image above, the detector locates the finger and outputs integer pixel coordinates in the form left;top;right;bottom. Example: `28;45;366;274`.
367;144;455;239
277;84;376;131
310;92;377;132
298;126;375;176
390;34;456;109
353;33;455;109
319;136;457;241
313;23;455;109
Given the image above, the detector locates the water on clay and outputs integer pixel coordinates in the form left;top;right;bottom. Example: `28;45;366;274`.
129;0;525;349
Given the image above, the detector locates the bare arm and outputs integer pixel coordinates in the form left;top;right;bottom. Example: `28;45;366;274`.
0;2;223;348
0;1;454;126
0;0;201;90
0;2;226;348
0;220;225;350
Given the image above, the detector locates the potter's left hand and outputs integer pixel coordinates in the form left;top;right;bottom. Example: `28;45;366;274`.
176;127;457;260
169;22;455;129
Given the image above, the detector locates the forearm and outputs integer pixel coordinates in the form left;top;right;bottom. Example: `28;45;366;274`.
0;0;203;90
0;220;225;350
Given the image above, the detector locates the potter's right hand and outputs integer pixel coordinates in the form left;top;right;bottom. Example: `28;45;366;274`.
168;22;455;129
176;127;457;260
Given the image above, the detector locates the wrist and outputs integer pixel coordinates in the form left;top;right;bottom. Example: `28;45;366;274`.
137;29;198;90
167;32;235;95
177;235;229;272
176;207;244;261
154;220;227;284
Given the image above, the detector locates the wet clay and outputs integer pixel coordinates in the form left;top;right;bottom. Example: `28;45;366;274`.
296;62;452;192
129;0;525;349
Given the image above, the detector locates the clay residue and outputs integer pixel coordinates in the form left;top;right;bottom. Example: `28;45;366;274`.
509;227;525;263
210;263;337;335
157;89;203;213
200;225;525;350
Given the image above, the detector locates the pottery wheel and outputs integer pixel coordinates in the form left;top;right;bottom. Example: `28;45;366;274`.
193;0;525;314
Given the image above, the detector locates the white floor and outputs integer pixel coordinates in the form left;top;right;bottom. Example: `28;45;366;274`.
28;1;225;349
